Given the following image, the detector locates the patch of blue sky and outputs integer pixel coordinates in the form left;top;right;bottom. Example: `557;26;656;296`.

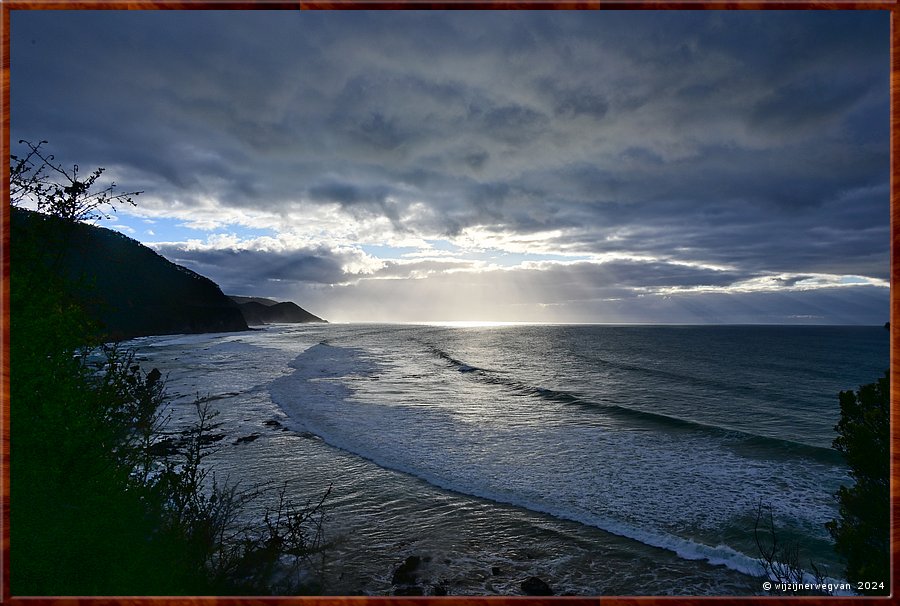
839;276;872;285
422;239;462;252
104;214;276;244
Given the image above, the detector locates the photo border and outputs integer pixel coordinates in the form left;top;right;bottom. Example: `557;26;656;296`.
0;2;895;604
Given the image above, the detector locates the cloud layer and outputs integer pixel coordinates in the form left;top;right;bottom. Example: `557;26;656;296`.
11;11;890;323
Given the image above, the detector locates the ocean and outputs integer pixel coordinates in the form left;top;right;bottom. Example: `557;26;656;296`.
128;323;888;596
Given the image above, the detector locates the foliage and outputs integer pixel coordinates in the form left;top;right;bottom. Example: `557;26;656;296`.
754;501;827;594
11;142;249;341
10;139;142;222
754;371;890;595
826;371;890;595
146;399;332;595
11;239;180;593
10;146;328;595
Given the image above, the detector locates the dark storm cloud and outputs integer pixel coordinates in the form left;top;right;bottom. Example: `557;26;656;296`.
748;74;870;136
535;77;610;120
307;181;392;209
474;103;550;146
10;10;889;317
518;260;747;290
155;245;746;293
150;242;358;294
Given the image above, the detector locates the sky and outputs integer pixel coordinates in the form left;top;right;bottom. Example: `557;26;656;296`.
10;10;891;324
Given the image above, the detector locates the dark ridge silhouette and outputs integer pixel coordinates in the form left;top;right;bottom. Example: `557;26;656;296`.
230;295;280;307
229;297;327;325
12;207;249;340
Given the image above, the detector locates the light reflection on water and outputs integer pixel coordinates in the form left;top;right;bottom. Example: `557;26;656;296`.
130;323;887;595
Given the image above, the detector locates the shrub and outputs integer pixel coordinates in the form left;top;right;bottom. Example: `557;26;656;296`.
10;142;328;595
826;371;890;595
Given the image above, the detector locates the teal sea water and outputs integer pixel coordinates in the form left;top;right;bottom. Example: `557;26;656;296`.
131;324;888;595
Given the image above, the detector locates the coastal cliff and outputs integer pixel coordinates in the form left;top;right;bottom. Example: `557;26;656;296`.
230;295;327;325
11;206;249;340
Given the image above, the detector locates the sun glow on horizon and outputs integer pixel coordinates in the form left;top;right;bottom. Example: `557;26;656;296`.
416;320;545;328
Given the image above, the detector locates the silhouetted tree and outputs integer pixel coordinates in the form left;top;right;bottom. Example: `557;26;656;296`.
754;500;828;594
10;139;141;222
826;371;889;595
10;142;329;594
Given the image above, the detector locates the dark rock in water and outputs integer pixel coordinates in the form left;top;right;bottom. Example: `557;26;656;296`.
234;433;261;445
521;576;553;596
430;584;448;596
491;566;502;576
391;555;422;586
152;429;230;455
146;368;162;386
393;585;424;596
148;437;179;457
264;419;284;429
197;432;226;447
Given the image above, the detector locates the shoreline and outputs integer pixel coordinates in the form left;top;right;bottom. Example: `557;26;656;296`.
210;425;765;597
129;324;872;596
142;343;761;596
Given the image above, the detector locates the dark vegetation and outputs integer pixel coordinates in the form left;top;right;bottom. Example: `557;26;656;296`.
12;207;249;340
11;139;247;341
755;371;890;596
10;141;328;595
754;500;827;592
230;295;283;307
826;371;890;595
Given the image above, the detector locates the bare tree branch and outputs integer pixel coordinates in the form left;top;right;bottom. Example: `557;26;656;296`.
10;139;143;222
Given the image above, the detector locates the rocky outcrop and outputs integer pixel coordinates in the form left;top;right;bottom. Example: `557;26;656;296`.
230;297;327;325
391;555;422;586
229;295;280;307
521;576;554;596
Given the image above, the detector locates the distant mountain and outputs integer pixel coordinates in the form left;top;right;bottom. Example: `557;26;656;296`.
229;296;327;325
230;295;279;307
12;207;249;340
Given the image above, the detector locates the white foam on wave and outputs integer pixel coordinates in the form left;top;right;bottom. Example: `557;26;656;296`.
269;342;849;583
131;330;244;348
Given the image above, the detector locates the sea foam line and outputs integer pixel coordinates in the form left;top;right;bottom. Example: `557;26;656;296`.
424;342;841;464
268;343;786;582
